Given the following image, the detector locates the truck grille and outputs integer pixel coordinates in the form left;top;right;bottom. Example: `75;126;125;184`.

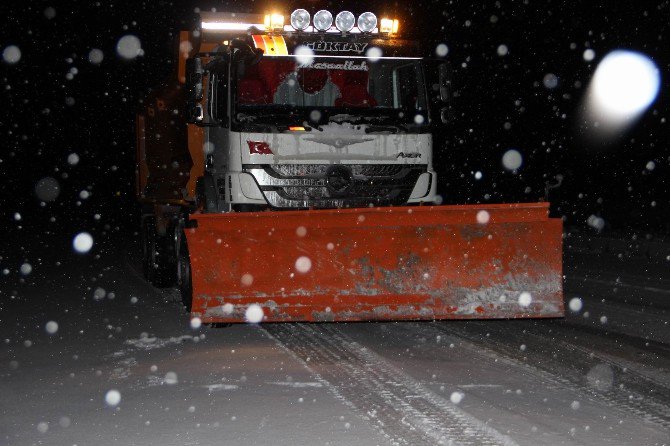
270;164;406;177
243;164;427;209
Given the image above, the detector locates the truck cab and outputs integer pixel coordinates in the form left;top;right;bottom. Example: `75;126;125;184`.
141;10;444;214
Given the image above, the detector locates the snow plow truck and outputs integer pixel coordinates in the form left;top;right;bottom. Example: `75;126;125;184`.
136;8;564;323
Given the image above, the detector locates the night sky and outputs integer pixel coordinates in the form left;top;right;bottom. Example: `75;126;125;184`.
1;0;668;252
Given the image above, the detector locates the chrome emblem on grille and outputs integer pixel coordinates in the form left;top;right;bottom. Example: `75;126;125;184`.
304;136;373;149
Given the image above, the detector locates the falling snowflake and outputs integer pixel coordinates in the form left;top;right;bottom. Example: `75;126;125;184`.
2;45;21;64
309;110;322;123
35;177;60;202
240;273;254;286
476;210;490;224
105;389;121;406
294;45;314;66
88;48;104;64
583;49;595;62
44;7;56;19
190;317;202;329
543;73;558;89
20;263;32;275
93;287;106;300
245;304;264;323
518;292;532;307
450;391;464;404
588;50;660;125
116;35;143;60
568;297;583;312
435;44;449;57
45;321;59;335
67;153;80;165
502;149;523;170
365;46;383;62
587;215;605;231
73;232;94;253
295;256;312;273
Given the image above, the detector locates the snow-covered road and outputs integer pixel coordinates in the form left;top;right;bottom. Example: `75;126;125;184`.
1;236;669;445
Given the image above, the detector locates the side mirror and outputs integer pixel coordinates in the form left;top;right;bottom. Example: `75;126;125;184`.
185;57;222;126
438;63;450;103
185;57;205;124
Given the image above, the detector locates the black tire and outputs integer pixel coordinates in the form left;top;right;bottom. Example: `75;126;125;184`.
141;215;174;287
176;227;193;311
141;216;157;282
161;220;179;286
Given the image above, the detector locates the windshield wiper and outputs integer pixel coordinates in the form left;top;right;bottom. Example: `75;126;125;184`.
235;112;295;124
328;114;394;125
236;112;321;133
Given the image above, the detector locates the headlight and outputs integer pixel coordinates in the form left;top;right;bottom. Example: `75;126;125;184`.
335;11;355;32
290;9;311;31
313;10;333;31
380;18;399;34
264;13;284;31
357;12;377;33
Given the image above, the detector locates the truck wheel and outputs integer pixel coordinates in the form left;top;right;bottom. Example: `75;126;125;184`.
141;216;158;281
141;216;174;287
177;229;193;311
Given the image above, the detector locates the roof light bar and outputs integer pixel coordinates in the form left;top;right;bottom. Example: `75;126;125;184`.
201;21;266;31
203;10;389;35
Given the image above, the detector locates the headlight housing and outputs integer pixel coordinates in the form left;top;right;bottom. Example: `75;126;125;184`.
335;11;355;32
290;9;310;31
313;10;333;31
357;12;377;33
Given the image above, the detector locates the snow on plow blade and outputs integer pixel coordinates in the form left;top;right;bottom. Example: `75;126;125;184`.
186;203;563;323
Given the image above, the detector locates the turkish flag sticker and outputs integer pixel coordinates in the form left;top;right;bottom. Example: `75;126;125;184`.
247;141;273;155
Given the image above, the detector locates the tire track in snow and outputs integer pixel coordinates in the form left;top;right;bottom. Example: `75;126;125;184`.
424;322;670;429
561;294;670;344
550;320;670;389
265;324;518;446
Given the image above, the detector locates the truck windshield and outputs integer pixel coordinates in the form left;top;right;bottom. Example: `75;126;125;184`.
233;56;428;129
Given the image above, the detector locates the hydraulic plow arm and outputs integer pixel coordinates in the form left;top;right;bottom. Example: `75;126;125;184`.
185;203;563;323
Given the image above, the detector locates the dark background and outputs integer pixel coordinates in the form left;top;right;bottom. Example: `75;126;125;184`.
1;0;668;261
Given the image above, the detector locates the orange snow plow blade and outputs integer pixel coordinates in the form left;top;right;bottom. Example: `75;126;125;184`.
186;203;563;323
